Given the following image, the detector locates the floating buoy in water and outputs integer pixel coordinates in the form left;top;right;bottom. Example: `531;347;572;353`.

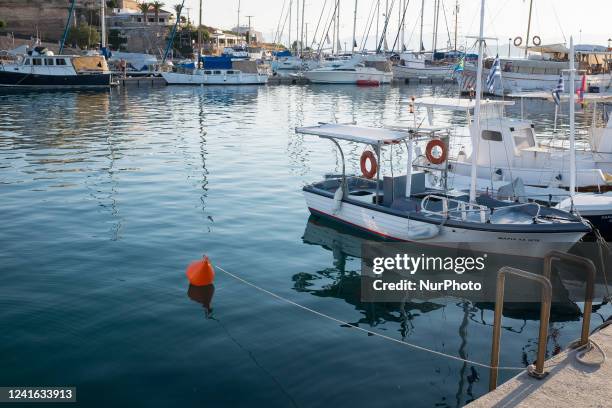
186;256;215;286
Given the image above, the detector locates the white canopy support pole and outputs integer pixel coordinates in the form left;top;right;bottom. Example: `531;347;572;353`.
406;136;413;198
469;0;486;204
569;36;576;198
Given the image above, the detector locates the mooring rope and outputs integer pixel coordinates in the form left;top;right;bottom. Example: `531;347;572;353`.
215;264;528;371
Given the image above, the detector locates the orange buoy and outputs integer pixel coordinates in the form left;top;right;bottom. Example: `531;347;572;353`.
360;150;378;179
186;256;215;286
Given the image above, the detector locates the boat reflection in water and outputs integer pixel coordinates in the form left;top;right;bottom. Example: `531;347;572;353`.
300;215;584;318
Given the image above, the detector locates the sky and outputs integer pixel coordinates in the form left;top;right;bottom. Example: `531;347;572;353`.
164;0;612;53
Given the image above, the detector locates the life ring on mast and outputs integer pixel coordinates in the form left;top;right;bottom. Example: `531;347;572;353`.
513;36;523;47
425;139;448;165
360;150;378;179
532;35;541;46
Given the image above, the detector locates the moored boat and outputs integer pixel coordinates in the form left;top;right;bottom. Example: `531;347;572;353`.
0;47;112;89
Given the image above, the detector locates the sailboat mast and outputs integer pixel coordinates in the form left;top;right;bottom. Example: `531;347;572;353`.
400;0;405;51
454;0;458;51
418;0;424;52
569;36;576;197
197;0;202;67
352;0;358;54
237;0;241;37
469;0;487;203
288;0;292;50
300;0;305;57
336;0;341;54
100;0;106;49
375;0;380;52
524;0;533;58
432;0;440;52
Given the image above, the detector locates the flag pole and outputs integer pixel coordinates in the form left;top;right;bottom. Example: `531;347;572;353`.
553;104;558;133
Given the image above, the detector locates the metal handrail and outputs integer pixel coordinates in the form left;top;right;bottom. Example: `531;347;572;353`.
543;250;595;348
420;194;490;222
490;267;552;391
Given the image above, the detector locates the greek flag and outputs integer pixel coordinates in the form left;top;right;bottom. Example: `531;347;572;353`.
486;55;501;93
551;74;564;106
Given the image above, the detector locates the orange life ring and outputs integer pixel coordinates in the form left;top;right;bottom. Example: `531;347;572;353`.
425;139;447;165
360;150;378;179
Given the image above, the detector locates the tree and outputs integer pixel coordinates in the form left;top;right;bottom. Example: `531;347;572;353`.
138;2;150;25
173;4;183;24
68;23;100;49
151;1;164;24
0;20;6;29
106;0;118;7
108;29;127;51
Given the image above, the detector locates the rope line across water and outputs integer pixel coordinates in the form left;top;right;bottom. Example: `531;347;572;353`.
215;264;527;371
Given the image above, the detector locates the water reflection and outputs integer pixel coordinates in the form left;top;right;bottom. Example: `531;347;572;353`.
187;284;215;318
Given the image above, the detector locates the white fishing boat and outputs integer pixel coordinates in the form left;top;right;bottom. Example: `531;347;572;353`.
413;96;612;191
162;68;268;85
304;57;392;85
393;52;455;81
162;56;268;85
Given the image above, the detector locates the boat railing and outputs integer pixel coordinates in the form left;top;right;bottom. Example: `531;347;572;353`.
420;194;490;223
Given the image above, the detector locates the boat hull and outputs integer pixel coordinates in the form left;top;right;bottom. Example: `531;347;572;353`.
393;64;454;80
162;72;268;85
304;70;392;84
461;66;612;95
0;70;111;88
304;190;585;257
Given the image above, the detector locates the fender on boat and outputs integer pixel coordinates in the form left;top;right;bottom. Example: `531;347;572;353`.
406;222;440;240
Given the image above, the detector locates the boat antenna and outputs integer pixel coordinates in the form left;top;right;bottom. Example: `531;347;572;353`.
59;0;78;54
524;0;533;57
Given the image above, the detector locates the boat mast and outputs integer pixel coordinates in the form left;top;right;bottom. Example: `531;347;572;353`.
296;0;300;54
524;0;533;58
352;0;358;54
418;0;424;52
237;0;241;39
59;0;77;54
469;0;486;203
197;0;202;67
432;0;440;53
376;0;379;52
454;0;458;51
300;0;305;57
100;0;106;50
336;0;341;54
400;0;405;51
288;0;292;51
569;36;576;197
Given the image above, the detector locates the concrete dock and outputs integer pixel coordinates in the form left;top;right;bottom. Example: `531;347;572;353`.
467;324;611;407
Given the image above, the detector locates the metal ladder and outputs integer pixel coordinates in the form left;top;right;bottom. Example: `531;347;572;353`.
489;250;596;391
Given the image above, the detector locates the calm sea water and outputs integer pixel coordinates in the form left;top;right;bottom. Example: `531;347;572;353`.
1;84;610;408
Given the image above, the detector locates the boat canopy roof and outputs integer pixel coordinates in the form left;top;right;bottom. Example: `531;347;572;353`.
296;124;414;144
414;97;514;111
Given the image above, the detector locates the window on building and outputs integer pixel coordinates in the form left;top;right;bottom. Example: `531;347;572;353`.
24;59;31;65
481;130;503;141
148;18;154;23
159;18;165;23
137;17;142;22
32;58;42;66
45;58;55;66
